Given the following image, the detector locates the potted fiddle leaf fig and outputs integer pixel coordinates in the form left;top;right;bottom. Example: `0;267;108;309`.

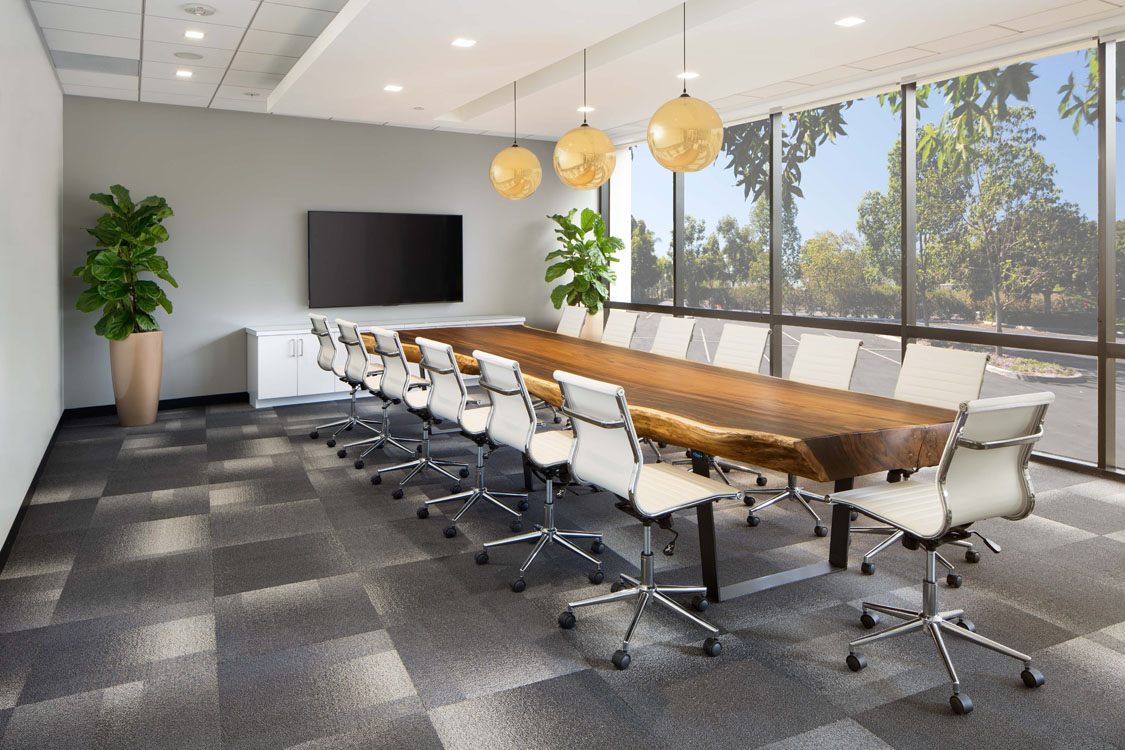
73;185;177;426
545;207;623;340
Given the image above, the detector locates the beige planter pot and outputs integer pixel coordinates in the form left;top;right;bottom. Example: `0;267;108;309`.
578;310;604;341
109;330;163;426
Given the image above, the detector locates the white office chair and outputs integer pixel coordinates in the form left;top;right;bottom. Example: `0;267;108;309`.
742;333;862;535
472;351;606;591
368;328;469;497
830;392;1053;715
307;315;382;445
412;338;528;537
556;305;587;337
553;370;741;670
600;310;639;348
649;315;695;358
855;343;990;580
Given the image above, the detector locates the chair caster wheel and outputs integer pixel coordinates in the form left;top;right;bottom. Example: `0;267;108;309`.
956;618;975;632
611;650;631;670
860;561;875;575
588;569;604;584
946;573;963;588
392;489;404;500
517;500;529;511
327;439;336;448
443;525;457;538
887;469;902;483
416;446;423;454
558;610;576;629
860;611;880;629
371;474;382;485
657;442;667;448
755;476;768;486
354;459;364;470
449;485;462;494
510;577;525;592
337;449;347;458
743;496;755;507
949;694;973;715
746;514;760;527
850;510;859;522
965;549;982;563
553;415;562;424
475;550;489;565
846;653;867;672
691;594;709;612
509;520;522;533
309;431;319;439
416;507;429;519
590;540;605;554
610;580;627;593
459;468;470;478
814;524;828;538
1021;667;1045;688
703;637;722;657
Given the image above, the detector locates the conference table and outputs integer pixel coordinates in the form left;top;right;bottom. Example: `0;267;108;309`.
363;323;956;602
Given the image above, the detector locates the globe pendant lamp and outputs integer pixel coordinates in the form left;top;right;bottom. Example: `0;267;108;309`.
553;49;616;190
646;3;722;172
490;82;542;200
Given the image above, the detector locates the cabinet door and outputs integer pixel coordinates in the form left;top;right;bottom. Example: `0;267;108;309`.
296;333;337;396
257;336;298;400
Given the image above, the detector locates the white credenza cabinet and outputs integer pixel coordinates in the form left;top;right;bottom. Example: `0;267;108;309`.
246;315;524;408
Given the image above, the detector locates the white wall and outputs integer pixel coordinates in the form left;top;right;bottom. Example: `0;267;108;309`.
62;98;593;408
0;3;64;540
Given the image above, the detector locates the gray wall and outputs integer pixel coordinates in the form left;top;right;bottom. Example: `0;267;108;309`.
1;3;64;542
62;98;591;408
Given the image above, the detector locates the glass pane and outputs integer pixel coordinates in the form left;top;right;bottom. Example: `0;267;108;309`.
781;94;901;320
610;145;673;305
916;48;1097;339
683;120;770;312
779;326;899;398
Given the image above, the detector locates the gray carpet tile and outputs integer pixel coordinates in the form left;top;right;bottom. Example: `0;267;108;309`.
0;399;1121;748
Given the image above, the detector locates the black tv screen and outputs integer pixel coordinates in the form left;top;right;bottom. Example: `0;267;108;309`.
307;211;463;308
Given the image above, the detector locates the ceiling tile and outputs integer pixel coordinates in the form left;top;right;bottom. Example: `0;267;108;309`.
788;65;867;86
240;29;314;56
57;68;138;89
849;47;934;71
262;0;346;10
63;83;138;100
709;94;756;109
210;97;269;112
916;24;1019;53
144;0;259;28
140;90;213;106
222;69;284;88
213;83;273;100
52;50;139;75
43;0;141;12
1001;0;1119;32
143;40;234;69
43;28;140;58
741;80;810;98
141;76;218;96
142;15;248;49
31;1;141;37
251;3;334;35
230;50;297;74
143;60;226;84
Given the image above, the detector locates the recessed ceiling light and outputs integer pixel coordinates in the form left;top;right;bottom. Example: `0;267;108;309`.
677;71;699;80
174;51;203;60
577;105;595;113
383;84;403;92
184;30;205;40
182;3;215;16
834;16;865;27
175;69;193;78
451;38;476;48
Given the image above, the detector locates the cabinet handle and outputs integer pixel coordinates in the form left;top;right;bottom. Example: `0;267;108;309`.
290;338;295;357
299;339;304;356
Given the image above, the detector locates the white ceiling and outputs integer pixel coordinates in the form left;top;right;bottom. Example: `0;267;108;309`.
30;0;1125;138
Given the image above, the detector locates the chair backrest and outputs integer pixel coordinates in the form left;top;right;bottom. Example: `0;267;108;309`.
600;310;639;348
556;306;587;337
936;392;1053;533
415;337;468;425
335;319;370;383
474;350;536;454
650;316;695;359
894;343;989;410
712;323;770;372
370;327;412;399
555;369;644;510
309;313;337;372
788;334;861;389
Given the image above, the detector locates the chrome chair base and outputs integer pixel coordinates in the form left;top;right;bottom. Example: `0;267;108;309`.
557;522;721;669
310;385;381;445
670;454;766;486
337;396;421;467
853;526;977;582
418;442;527;537
847;548;1043;714
743;474;828;536
372;419;468;498
479;474;603;590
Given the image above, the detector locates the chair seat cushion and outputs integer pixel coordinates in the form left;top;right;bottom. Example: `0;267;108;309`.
333;363;346;378
404;385;428;410
363;370;381;391
829;482;946;539
459;407;490;435
528;430;573;468
633;463;740;517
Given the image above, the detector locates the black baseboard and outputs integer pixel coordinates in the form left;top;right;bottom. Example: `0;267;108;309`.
0;416;64;578
62;391;249;421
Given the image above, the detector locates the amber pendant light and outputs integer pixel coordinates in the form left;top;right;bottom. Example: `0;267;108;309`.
553;49;616;190
647;3;722;172
490;82;542;200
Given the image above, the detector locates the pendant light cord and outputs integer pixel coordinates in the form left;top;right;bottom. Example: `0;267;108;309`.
512;82;518;146
582;49;588;125
682;2;687;94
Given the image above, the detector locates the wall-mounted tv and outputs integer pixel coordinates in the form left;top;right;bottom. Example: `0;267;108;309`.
307;210;463;308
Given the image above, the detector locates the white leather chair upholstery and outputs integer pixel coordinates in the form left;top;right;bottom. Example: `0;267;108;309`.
472;350;605;591
312;318;382;448
649;315;695;358
600;310;639;348
553;370;740;670
412;338;527;537
367;328;468;497
307;314;361;442
556;305;587;337
829;392;1054;715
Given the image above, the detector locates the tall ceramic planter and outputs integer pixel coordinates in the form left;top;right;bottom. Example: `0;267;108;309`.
109;330;163;426
579;310;603;341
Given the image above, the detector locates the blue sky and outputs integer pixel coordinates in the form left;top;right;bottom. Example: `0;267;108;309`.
629;49;1102;256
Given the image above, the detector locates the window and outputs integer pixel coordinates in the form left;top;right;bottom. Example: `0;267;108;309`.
612;145;673;305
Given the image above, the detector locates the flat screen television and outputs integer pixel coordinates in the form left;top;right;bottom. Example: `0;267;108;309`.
307;210;463;308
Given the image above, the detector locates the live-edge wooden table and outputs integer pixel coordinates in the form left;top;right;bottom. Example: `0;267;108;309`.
363;324;955;602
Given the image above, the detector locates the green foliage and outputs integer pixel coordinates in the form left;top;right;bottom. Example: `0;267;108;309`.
545;207;622;315
630;217;671;301
73;185;176;341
